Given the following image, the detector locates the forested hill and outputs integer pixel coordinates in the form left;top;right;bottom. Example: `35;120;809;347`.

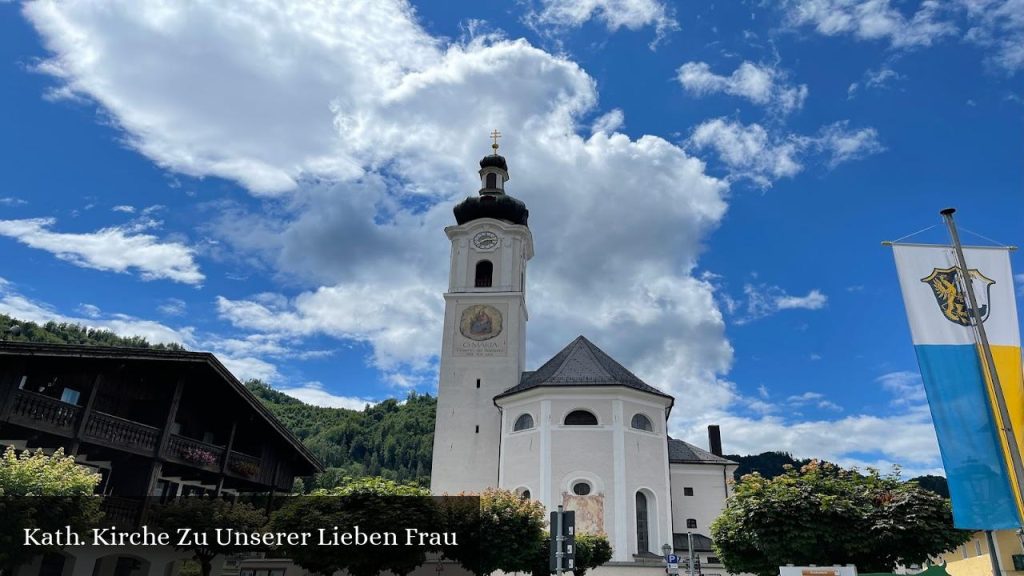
245;381;435;488
0;313;184;349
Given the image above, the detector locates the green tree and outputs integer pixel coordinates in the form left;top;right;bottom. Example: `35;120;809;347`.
0;447;102;576
711;461;970;576
151;498;268;576
272;477;434;576
573;533;613;576
458;488;547;576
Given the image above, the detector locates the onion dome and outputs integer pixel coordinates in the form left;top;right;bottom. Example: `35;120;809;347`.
453;132;529;226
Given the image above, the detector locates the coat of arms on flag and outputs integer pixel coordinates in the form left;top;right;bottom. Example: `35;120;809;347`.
920;267;995;326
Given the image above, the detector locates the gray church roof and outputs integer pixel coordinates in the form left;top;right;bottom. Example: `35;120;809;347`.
668;437;737;465
673;532;715;553
494;335;673;401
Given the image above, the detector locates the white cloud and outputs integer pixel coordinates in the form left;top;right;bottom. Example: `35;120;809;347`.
158;298;187;316
961;0;1024;73
816;121;885;167
112;205;135;213
591;109;625;134
24;0;441;196
865;66;901;88
733;283;827;323
784;1;1024;74
677;61;809;113
689;119;803;187
848;65;902;98
526;0;678;45
218;355;281;384
0;197;27;206
776;289;828;310
0;276;192;345
672;403;942;476
0;277;284;383
783;0;957;48
689;118;883;186
216;283;443;375
76;303;101;318
277;381;377;410
0;217;203;284
787;391;824;403
877;370;928;406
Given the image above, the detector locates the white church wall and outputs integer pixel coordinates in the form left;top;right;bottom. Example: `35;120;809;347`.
622;401;672;558
669;463;736;538
499;398;542;495
497;389;673;563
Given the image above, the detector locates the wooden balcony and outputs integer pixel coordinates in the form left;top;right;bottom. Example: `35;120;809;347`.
226;450;263;480
165;434;225;471
7;389;80;435
4;390;275;484
83;411;160;456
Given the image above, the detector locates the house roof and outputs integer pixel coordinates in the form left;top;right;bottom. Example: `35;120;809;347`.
668;437;737;465
0;341;323;473
673;532;715;552
494;335;673;402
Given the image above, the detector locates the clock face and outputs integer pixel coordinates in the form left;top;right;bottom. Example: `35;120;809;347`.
472;231;498;250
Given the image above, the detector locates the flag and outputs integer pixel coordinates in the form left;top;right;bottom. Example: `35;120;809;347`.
892;244;1024;529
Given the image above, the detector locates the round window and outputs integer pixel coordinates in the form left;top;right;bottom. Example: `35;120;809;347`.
572;482;592;496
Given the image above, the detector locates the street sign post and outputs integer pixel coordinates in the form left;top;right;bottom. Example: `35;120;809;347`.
550;507;576;574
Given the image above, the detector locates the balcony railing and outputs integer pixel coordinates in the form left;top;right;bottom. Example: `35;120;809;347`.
227;450;263;479
83;411;160;454
166;434;225;471
7;389;80;433
100;496;142;529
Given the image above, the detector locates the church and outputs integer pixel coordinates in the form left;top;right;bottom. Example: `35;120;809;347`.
430;141;739;569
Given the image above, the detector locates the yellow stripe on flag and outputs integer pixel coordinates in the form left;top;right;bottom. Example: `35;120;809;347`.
982;345;1024;524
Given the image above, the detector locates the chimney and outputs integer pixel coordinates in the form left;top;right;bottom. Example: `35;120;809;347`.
708;424;723;456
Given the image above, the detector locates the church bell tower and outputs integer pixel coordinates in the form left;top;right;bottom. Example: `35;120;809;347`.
430;134;533;494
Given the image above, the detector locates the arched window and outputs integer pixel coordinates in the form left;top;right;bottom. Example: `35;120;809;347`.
513;413;534;431
636;491;650;554
631;413;653;432
572;481;592;496
564;410;598;426
521;489;531;500
475;260;493;288
486;173;497;188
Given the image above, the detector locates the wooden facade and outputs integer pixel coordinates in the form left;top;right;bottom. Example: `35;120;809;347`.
0;342;322;505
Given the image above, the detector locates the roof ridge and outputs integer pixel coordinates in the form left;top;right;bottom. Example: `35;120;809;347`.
548;337;613;382
667;436;737;464
494;335;674;401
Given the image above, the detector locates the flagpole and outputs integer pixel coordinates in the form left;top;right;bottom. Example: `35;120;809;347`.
940;207;1024;528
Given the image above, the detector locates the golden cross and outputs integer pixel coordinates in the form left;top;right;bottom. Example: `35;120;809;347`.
490;129;502;152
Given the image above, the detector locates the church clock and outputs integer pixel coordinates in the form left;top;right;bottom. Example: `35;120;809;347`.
472;231;498;250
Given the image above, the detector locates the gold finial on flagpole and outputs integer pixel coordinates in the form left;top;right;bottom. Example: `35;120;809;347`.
490;129;501;154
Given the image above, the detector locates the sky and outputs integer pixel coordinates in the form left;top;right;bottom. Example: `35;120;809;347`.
1;0;1023;478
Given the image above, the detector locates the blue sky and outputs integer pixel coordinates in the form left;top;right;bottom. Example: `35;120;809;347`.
2;0;1023;476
